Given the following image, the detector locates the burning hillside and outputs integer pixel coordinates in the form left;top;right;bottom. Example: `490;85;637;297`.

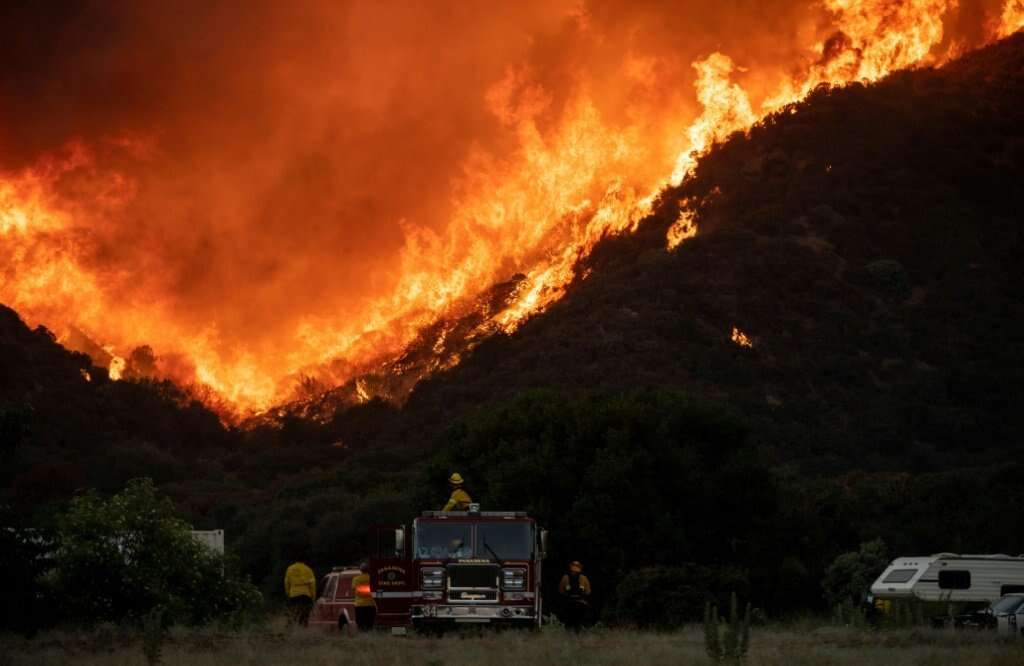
1;1;1020;417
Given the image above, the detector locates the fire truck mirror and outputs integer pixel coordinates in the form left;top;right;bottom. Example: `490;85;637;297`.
395;526;405;556
540;529;549;559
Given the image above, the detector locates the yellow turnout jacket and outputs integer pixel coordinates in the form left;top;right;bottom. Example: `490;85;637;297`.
559;573;591;597
443;488;472;511
284;562;316;599
352;572;375;608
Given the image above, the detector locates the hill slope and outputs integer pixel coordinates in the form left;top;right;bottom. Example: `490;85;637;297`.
332;33;1024;472
0;305;231;508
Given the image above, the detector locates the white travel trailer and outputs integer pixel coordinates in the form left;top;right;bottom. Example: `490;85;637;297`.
191;529;225;555
871;553;1024;603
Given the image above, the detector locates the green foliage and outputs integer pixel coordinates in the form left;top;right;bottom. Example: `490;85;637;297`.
428;389;769;618
610;565;748;629
822;539;889;608
705;593;752;664
53;478;262;627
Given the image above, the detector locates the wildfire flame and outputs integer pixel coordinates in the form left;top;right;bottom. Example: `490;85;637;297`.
1;1;1018;416
999;0;1024;36
731;327;754;349
666;209;698;251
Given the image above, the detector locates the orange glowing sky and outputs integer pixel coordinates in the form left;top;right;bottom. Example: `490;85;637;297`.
1;0;1018;413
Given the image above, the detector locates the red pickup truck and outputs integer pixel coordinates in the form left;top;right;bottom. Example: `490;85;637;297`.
309;566;360;631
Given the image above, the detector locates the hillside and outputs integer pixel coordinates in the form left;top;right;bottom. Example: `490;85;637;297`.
330;33;1024;472
0;305;231;508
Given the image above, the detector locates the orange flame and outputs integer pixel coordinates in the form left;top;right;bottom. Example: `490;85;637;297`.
731;327;754;348
666;209;698;251
0;1;1009;414
998;0;1024;37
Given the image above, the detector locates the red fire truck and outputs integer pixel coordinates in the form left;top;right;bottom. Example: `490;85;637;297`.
369;507;548;631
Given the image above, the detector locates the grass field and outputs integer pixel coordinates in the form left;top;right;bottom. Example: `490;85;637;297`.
4;621;1024;666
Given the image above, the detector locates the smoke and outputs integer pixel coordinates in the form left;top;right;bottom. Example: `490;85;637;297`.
0;0;1010;408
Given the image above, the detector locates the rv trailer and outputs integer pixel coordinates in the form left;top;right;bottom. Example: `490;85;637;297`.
191;529;225;555
871;553;1024;604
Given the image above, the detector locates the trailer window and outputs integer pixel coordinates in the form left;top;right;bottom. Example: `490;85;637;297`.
882;569;917;584
477;523;533;560
415;522;472;559
939;570;971;590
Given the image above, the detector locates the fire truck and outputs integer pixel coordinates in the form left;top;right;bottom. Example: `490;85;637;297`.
369;506;548;631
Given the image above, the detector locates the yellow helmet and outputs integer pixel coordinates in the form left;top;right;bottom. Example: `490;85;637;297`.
448;472;464;485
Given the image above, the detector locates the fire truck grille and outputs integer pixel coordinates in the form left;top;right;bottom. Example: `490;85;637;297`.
448;564;499;589
448;589;499;602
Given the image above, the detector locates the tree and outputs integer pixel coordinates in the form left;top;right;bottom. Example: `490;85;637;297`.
53;478;261;626
822;539;889;608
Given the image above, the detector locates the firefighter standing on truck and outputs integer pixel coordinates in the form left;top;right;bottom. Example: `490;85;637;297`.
559;560;591;630
442;472;472;511
284;556;316;626
352;561;376;631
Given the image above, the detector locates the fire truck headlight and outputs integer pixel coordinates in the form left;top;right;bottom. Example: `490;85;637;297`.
421;567;445;590
501;568;526;591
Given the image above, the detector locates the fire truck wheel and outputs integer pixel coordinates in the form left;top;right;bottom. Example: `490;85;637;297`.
338;614;349;631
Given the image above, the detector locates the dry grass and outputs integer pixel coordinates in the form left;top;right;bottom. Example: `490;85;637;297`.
3;621;1024;666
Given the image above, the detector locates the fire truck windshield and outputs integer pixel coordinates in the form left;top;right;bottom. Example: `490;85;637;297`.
477;523;533;560
415;522;473;559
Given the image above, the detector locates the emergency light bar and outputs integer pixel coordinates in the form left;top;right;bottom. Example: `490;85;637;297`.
420;511;528;518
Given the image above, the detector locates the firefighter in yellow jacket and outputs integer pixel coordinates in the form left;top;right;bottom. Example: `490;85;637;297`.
284;557;316;626
442;472;472;511
352;562;376;631
558;561;591;630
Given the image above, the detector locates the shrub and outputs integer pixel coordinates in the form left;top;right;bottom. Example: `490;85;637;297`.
705;593;751;664
52;478;262;626
608;564;748;629
822;539;889;608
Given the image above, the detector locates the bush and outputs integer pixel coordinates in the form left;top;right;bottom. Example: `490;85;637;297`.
608;564;748;629
705;593;751;664
52;478;262;626
822;539;889;608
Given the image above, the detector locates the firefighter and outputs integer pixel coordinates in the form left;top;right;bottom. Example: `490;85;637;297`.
352;561;376;631
283;555;316;627
558;560;591;630
442;472;472;512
